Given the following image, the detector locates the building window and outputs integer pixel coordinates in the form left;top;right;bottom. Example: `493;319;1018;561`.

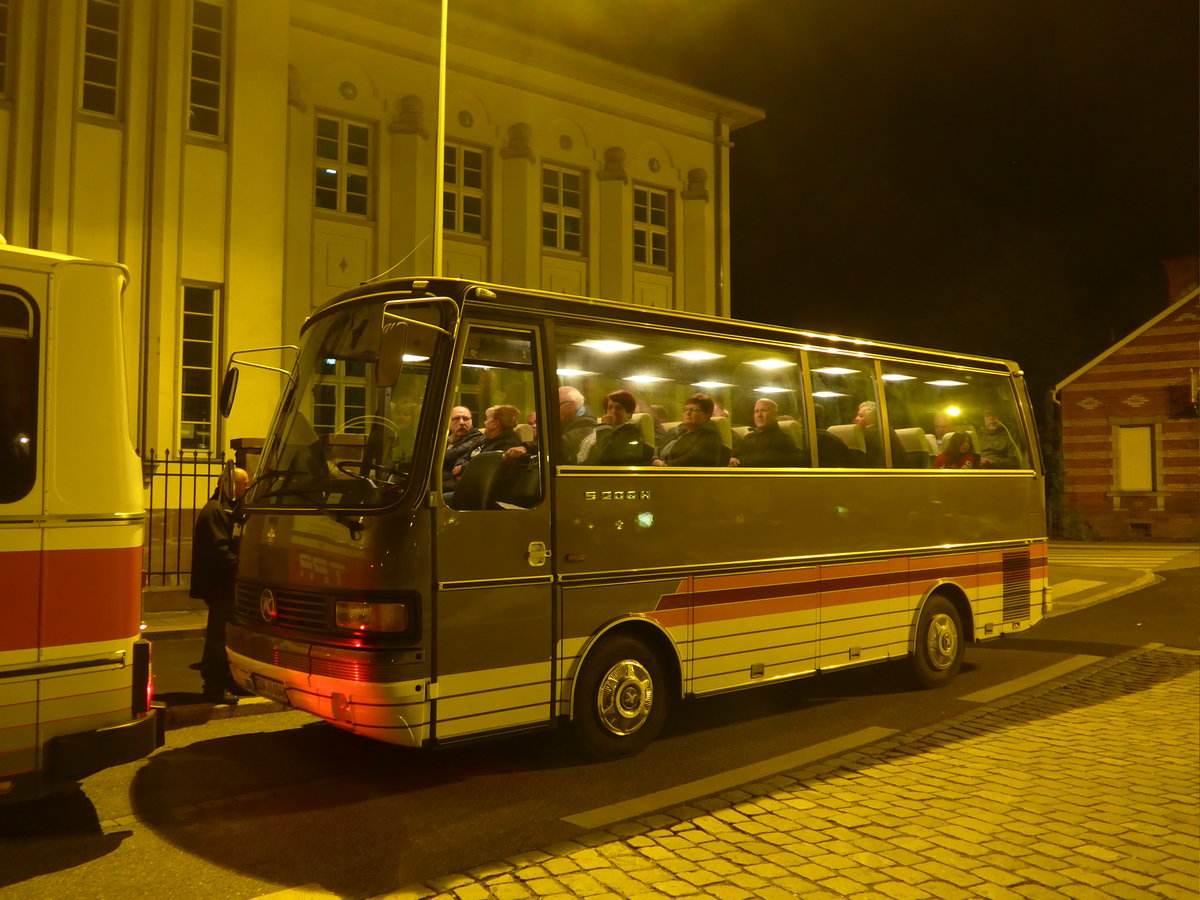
633;185;670;269
0;289;38;503
312;360;367;434
444;143;486;236
314;115;371;216
542;166;584;253
1116;425;1153;492
0;0;11;97
80;0;123;116
188;0;225;137
180;286;219;452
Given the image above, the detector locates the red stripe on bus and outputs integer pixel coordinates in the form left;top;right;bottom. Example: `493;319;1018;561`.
657;551;1043;614
39;546;142;649
0;550;40;653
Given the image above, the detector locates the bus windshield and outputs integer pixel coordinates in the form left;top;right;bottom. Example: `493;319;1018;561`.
249;300;448;510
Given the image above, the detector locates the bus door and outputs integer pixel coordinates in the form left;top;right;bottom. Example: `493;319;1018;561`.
431;323;553;741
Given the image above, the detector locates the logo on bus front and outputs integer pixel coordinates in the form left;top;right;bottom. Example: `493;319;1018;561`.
260;589;277;623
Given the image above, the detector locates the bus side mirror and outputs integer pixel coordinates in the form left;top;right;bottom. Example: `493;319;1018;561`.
219;367;239;418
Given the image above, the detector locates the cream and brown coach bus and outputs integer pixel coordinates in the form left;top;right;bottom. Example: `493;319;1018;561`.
222;277;1048;758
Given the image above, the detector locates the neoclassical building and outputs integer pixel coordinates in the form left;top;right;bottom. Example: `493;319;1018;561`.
2;0;763;454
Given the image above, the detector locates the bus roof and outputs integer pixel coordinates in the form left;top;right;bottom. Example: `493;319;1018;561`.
307;277;1022;375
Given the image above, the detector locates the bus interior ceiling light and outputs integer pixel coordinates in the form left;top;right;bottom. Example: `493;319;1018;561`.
748;359;795;369
575;339;642;352
667;350;724;361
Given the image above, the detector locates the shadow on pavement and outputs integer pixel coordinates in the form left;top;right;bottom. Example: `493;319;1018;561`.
0;788;129;887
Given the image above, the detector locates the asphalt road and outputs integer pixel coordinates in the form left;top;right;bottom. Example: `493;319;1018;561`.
1;563;1196;900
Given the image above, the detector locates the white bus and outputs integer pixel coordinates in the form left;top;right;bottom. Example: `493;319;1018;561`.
0;242;161;803
224;278;1048;758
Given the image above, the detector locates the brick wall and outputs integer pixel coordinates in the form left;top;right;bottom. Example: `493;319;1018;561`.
1059;293;1199;541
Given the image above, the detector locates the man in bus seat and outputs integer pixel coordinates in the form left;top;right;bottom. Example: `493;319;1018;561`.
655;393;728;466
855;400;908;468
582;390;655;465
190;465;249;704
449;405;523;482
978;407;1021;468
730;398;805;467
443;405;484;480
505;385;596;466
933;411;960;451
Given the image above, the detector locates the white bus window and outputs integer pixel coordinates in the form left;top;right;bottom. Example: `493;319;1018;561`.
0;290;37;503
554;323;805;468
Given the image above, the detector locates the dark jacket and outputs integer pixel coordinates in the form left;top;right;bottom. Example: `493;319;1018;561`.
561;412;597;464
733;424;804;467
455;430;522;477
443;429;485;478
189;491;239;603
583;422;655;465
661;422;726;467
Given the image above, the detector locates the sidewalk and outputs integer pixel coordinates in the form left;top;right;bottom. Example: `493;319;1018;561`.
378;644;1199;900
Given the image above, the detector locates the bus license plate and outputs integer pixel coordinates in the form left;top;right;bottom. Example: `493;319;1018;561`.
254;675;290;705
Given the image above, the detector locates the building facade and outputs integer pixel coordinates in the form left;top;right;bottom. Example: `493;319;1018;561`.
1055;288;1200;541
1;0;763;455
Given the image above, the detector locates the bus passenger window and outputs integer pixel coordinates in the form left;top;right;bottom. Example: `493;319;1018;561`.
879;363;1030;470
444;327;545;508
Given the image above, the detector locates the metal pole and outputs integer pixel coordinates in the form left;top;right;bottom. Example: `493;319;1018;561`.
432;0;448;276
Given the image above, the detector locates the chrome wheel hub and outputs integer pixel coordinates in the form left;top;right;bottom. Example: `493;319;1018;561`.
596;659;654;736
926;613;959;670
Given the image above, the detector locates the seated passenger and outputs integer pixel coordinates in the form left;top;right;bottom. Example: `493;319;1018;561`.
450;405;523;482
443;405;484;480
730;398;804;467
933;411;959;451
582;390;655;465
979;407;1020;469
855;400;907;468
934;432;980;469
655;393;727;467
506;385;595;466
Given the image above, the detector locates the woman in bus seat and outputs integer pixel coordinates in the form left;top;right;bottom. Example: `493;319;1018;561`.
450;404;523;481
655;393;728;466
582;389;655;465
933;432;981;469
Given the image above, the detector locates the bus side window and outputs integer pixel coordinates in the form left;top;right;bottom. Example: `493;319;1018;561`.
0;290;39;503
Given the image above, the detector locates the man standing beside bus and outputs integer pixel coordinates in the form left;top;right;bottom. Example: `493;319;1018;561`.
190;465;249;704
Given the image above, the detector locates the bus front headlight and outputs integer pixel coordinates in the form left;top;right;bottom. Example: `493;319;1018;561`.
334;600;409;633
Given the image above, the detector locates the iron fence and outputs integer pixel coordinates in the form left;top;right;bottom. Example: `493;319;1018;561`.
142;448;228;587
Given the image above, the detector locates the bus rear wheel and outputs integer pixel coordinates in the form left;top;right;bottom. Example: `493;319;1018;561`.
911;594;964;689
574;635;668;760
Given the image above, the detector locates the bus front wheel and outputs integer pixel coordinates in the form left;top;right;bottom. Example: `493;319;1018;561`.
574;636;668;759
911;595;964;689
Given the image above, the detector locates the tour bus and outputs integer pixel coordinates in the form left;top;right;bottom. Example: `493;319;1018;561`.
0;241;161;803
223;277;1048;758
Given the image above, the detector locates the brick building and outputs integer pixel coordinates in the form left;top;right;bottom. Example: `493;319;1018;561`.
1054;287;1200;541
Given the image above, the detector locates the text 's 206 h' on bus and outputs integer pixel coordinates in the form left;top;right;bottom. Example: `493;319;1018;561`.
223;278;1048;758
0;242;162;803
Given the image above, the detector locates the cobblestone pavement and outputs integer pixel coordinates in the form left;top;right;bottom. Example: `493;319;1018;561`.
383;645;1200;900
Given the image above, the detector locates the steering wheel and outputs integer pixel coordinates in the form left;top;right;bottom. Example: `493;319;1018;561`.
335;459;408;482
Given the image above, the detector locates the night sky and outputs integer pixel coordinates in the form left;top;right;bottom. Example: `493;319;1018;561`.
452;0;1198;411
